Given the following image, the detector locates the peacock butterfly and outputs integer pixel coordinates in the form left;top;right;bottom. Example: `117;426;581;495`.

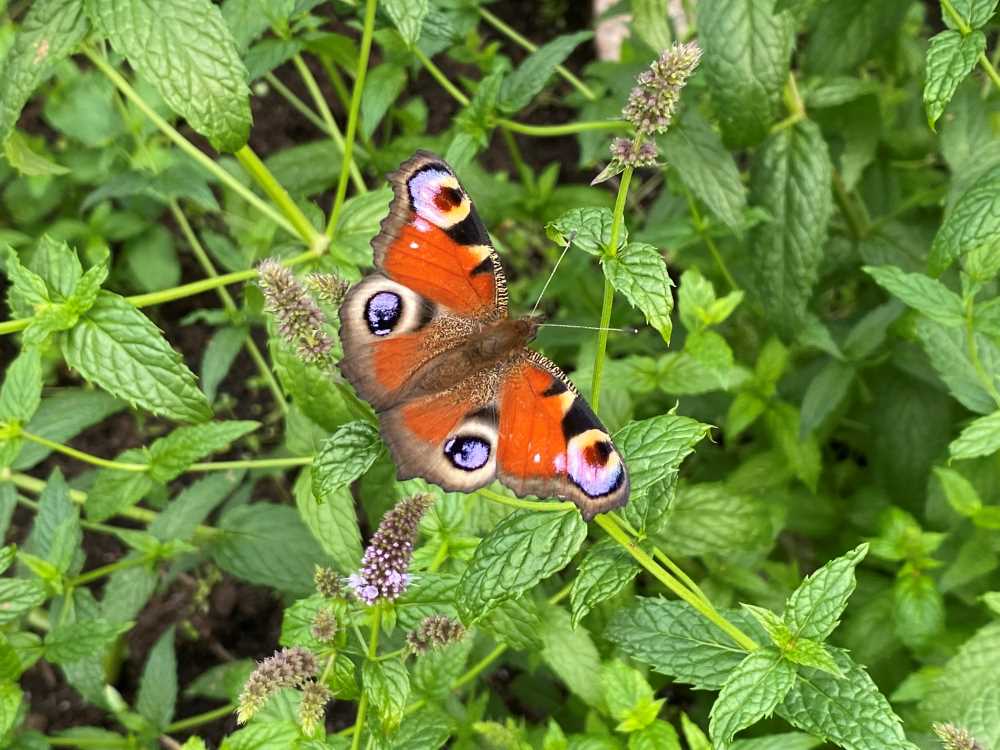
338;151;629;520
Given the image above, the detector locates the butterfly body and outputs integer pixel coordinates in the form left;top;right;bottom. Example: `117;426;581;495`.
338;152;629;520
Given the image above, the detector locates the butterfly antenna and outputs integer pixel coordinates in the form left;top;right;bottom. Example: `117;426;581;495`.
531;232;576;316
539;323;641;334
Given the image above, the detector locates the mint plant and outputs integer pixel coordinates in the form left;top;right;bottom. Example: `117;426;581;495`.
2;0;1000;749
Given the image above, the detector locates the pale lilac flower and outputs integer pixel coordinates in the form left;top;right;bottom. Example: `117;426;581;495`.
622;41;702;136
257;259;333;364
237;647;318;724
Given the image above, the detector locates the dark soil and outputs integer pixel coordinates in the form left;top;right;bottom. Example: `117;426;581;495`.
5;1;600;745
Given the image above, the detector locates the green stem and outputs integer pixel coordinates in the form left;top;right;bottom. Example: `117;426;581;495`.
20;430;149;472
166;703;238;733
326;0;378;237
478;487;574;513
594;513;758;651
591;166;633;412
477;6;597;101
291;54;367;194
234;146;328;254
965;296;1000;407
351;604;383;750
684;189;738;291
81;45;301;241
497;118;626;137
413;47;470;106
169;201;288;412
187;456;313;472
70;553;154;587
265;71;333;135
940;0;1000;91
501;128;533;188
832;170;871;240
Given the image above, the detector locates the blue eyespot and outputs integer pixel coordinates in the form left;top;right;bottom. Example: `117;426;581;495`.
444;435;491;471
365;291;402;336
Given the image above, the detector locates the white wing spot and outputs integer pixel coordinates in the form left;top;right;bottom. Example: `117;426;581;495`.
533;453;541;463
409;241;419;249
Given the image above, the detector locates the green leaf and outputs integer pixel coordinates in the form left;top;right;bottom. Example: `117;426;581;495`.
0;348;42;424
3;130;69;175
85;450;154;522
950;410;1000;460
661;109;747;231
457;509;587;622
603;660;660;732
781;637;844;677
219;722;300;750
894;572;945;650
962;684;1000;750
934;466;982;516
201;326;246;403
930;174;1000;275
631;0;673;51
680;714;711;750
778;648;917;750
658;482;772;557
0;579;47;624
87;0;251;152
23;469;81;576
312;421;382;499
709;648;796;748
382;0;428;46
44;619;132;664
748;120;834;338
699;0;793;147
273;345;372;432
731;733;823;750
294;467;362;574
147;420;258;482
944;0;999;29
364;658;410;735
765;402;821;491
605;598;758;689
799;360;854;437
570;539;639;627
805;0;910;74
784;544;867;641
3;246;49;313
924;30;986;129
500;31;592;112
923;620;1000;719
62;292;213;423
604;242;674;343
628;721;682;750
0;0;90;146
136;627;177;730
0;681;22;738
915;319;997;414
361;63;407;141
539;604;604;708
382;706;452;750
546;207;625;256
211;503;332;597
863;265;965;327
480;594;544;651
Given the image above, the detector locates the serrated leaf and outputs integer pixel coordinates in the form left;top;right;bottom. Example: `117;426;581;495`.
3;246;49;313
87;0;251;152
923;620;1000;719
381;706;451;750
570;539;639;627
0;579;47;624
136;627;177;730
944;0;999;29
361;63;407;141
710;648;796;748
930;174;1000;275
0;681;22;738
0;0;90;146
934;466;982;516
661;108;746;231
294;468;362;574
201;326;246;403
961;684;1000;750
924;30;986;129
395;574;460;630
539;604;604;708
382;0;428;46
766;402;821;491
778;648;917;750
603;659;659;731
3;129;69;175
799;360;854;437
699;0;793;148
23;469;81;576
748;120;834;338
85;449;154;522
62;292;212;423
480;594;544;650
44;619;132;664
893;572;944;650
915;318;997;414
950;410;1000;460
0;348;42;425
605;598;757;689
546;207;626;256
604;242;674;343
312;422;382;500
863;266;965;326
364;658;410;735
500;31;592;112
456;509;587;622
658;482;772;557
147;420;258;482
632;0;673;52
784;544;867;642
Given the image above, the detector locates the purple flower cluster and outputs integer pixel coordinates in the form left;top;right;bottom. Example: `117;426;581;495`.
349;494;433;605
932;723;984;750
314;565;344;598
406;615;466;654
237;647;317;724
623;41;702;136
257;259;333;364
306;272;349;306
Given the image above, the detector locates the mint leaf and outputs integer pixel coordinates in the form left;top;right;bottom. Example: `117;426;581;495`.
962;684;1000;750
539;604;604;708
23;470;82;576
929;174;1000;275
44;619;132;664
778;648;917;750
0;579;48;624
949;410;1000;460
661;108;747;231
603;659;661;732
615;413;712;497
62;292;212;423
0;682;22;738
136;627;177;731
85;450;154;522
782;637;843;677
863;265;965;327
382;0;429;46
546;207;625;257
730;733;822;750
294;468;362;575
699;0;793;147
605;598;757;689
934;466;982;516
784;544;867;641
87;0;250;152
201;326;246;404
922;620;1000;719
457;509;587;622
709;648;796;748
360;63;407;141
147;420;258;482
0;348;42;424
273;345;373;432
500;31;592;112
3;246;49;313
924;30;986;129
800;360;854;436
657;482;772;557
915;319;997;414
364;658;410;735
312;421;382;499
0;0;89;146
570;539;639;627
604;242;674;343
894;572;945;650
3;130;70;176
481;594;544;651
944;0;999;29
748;120;834;338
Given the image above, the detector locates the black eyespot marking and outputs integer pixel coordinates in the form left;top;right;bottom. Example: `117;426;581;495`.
435;186;464;210
471;255;494;276
542;379;568;397
444;435;491;471
365;291;402;336
562;396;600;440
445;211;490;246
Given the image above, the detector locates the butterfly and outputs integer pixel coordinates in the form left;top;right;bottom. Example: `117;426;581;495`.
338;151;629;520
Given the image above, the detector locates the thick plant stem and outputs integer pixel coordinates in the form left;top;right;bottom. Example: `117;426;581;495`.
20;431;148;472
591;167;633;412
479;487;574;513
166;704;237;733
497;118;625;137
326;0;378;237
594;513;758;651
351;604;383;750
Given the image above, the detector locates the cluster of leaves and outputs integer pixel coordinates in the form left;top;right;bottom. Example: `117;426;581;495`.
2;0;1000;749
